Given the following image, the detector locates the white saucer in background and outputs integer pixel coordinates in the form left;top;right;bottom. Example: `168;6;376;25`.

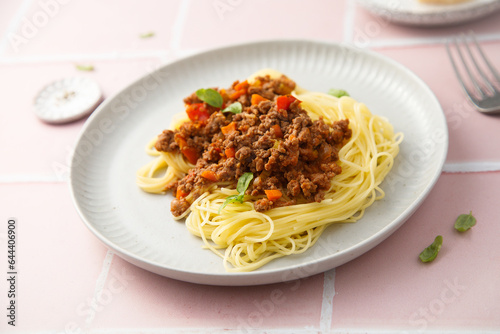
357;0;500;26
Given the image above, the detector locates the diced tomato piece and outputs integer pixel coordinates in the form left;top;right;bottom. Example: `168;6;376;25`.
265;189;282;201
176;187;188;199
201;170;218;182
225;147;235;158
251;94;269;106
230;89;246;100
271;124;283;138
185;103;210;122
181;146;199;164
221;122;237;135
175;134;187;148
276;95;300;111
234;80;249;91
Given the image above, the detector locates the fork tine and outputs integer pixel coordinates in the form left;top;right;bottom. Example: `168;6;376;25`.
461;32;496;94
446;38;481;100
469;31;500;89
453;35;487;98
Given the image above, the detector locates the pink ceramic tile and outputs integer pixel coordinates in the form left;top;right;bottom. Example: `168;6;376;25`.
331;172;500;331
2;0;180;56
179;0;347;50
0;183;108;332
353;3;500;45
378;43;500;163
0;0;21;40
0;57;163;178
89;256;324;331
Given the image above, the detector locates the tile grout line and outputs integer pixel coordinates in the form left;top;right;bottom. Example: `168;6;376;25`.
0;33;498;65
319;268;336;332
43;328;319;334
0;50;169;64
0;0;35;56
0;174;64;183
328;329;500;334
39;326;498;334
83;250;115;329
363;32;500;49
169;0;191;55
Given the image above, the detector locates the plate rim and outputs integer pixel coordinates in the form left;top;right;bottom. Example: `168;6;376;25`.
69;39;448;285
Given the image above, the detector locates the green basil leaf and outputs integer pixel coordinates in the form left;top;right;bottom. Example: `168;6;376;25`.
419;235;443;263
196;88;223;108
218;194;242;214
236;172;254;194
222;102;242;114
454;211;476;232
218;173;253;214
75;64;94;71
328;88;349;98
139;31;155;38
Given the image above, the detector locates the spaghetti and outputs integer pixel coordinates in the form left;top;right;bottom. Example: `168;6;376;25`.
136;70;403;272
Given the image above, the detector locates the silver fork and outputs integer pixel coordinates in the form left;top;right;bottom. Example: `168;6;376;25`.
446;31;500;114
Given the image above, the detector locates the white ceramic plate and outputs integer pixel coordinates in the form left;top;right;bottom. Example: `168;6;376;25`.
357;0;500;26
69;40;448;286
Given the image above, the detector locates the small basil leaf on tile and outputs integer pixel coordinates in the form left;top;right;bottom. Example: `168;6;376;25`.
454;211;476;232
419;235;443;263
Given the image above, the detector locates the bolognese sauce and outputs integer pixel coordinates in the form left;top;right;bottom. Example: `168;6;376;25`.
154;75;352;216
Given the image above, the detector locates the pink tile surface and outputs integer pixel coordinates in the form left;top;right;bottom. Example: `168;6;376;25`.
0;58;162;178
0;0;20;39
378;43;500;163
0;183;108;333
179;0;347;51
2;0;500;333
89;256;324;330
2;0;180;56
332;172;500;331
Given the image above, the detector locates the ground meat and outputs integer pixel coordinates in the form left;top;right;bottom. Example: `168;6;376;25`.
217;158;237;181
170;198;190;217
254;198;274;212
248;75;295;100
155;130;177;152
235;146;252;163
183;92;202;105
310;173;330;190
287;179;301;197
204;112;229;135
154;75;351;216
